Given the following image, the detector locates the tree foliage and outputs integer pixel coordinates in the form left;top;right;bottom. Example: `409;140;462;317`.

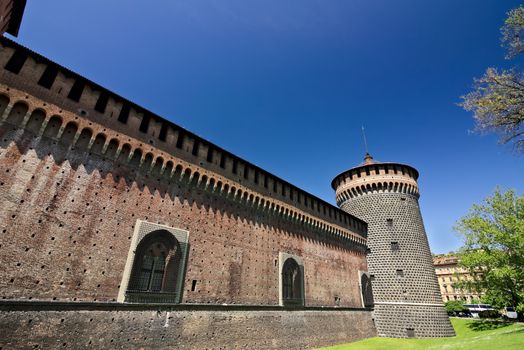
445;300;468;313
502;6;524;59
454;189;524;312
460;6;524;151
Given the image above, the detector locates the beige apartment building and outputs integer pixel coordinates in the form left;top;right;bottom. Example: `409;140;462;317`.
433;255;481;303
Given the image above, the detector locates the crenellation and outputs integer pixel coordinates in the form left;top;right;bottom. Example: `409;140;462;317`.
0;38;366;234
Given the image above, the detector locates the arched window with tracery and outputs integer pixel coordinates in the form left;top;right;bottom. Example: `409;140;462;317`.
361;273;374;308
123;227;188;303
282;257;303;306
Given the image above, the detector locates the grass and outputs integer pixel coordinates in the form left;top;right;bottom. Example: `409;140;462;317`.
317;318;524;350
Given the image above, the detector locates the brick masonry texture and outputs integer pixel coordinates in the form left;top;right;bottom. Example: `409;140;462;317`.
334;170;455;338
0;37;376;348
0;305;376;350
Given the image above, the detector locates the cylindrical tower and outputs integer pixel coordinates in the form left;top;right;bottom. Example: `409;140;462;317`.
332;153;454;338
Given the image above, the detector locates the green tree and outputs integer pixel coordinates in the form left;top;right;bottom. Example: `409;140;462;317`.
454;189;524;312
445;300;467;313
461;6;524;151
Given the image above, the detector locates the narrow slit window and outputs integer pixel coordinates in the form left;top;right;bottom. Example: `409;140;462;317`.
263;174;268;188
232;159;238;174
192;140;199;156
219;153;226;168
176;131;185;149
139;114;150;133
191;280;197;291
254;170;259;184
243;166;249;180
206;146;213;162
4;50;28;74
37;66;58;89
158;123;168;141
67;80;85;102
94;92;109;113
118;104;130;123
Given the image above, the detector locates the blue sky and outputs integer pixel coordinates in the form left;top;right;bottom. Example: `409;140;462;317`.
11;0;524;254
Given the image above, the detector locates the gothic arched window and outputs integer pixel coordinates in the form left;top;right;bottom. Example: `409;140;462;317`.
282;258;303;306
126;230;181;301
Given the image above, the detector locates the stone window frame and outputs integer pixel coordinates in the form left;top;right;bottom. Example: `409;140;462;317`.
359;271;374;308
117;220;189;304
278;252;305;307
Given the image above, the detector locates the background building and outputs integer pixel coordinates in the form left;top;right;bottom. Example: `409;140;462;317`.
433;254;482;303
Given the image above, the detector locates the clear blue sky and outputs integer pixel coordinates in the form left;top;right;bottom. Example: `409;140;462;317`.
11;0;524;254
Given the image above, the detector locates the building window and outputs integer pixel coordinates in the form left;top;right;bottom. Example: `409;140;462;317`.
360;272;374;307
391;242;400;251
282;257;303;306
386;219;393;228
279;253;304;307
67;79;85;102
119;221;189;304
4;50;28;74
38;66;58;89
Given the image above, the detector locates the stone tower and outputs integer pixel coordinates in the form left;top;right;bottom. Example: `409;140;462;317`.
331;153;455;338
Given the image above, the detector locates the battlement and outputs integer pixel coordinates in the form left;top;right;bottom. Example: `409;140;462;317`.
0;37;367;242
332;160;420;206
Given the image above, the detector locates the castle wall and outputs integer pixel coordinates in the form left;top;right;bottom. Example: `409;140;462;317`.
0;96;367;307
0;37;377;348
0;303;376;350
0;37;367;238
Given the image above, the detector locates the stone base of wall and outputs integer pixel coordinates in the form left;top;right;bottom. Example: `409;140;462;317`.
374;303;455;338
0;302;376;349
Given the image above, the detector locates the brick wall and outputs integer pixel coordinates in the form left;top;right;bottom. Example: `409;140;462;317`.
0;303;376;349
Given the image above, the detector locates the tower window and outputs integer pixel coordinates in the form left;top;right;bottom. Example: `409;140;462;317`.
206;146;214;162
38;66;58;89
406;328;415;338
4;50;28;74
391;242;400;251
263;174;268;188
118;104;130;123
175;131;184;149
396;269;404;277
139;114;150;133
94;92;109;113
67;80;85;102
232;159;238;174
158;123;168;142
192;140;200;156
219;153;226;168
254;170;259;184
243;166;249;179
386;219;393;228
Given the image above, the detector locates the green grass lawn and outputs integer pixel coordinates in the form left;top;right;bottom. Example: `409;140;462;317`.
318;318;524;350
